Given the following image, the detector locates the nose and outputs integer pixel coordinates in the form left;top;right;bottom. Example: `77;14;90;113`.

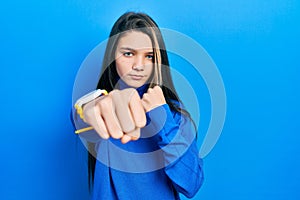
132;55;144;71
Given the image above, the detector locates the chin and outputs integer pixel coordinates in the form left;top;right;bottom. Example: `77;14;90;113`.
120;77;147;88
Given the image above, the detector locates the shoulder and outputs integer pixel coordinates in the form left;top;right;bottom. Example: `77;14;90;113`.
165;99;185;123
166;99;183;114
166;99;194;127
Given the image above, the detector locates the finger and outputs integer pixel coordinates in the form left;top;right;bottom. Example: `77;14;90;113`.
112;90;135;133
129;92;146;128
141;93;150;103
141;93;151;112
153;86;166;102
90;110;110;139
153;85;162;92
83;103;110;139
99;98;123;139
121;134;132;144
126;127;141;139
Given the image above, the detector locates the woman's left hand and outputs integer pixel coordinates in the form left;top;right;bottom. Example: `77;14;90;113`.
142;86;166;112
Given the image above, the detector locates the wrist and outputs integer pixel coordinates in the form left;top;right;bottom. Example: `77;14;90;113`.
74;89;108;120
144;104;175;137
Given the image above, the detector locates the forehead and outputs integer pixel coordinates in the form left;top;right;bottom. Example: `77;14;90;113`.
117;31;153;50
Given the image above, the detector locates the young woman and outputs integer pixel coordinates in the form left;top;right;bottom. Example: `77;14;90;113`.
74;12;204;199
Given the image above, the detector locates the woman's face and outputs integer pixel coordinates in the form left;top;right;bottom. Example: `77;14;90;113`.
115;31;154;88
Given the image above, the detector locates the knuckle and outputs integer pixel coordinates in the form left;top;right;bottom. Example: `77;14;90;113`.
154;85;162;92
148;88;153;93
142;93;149;101
128;88;138;95
109;89;116;95
99;97;112;111
111;131;123;139
84;107;94;118
109;89;118;98
128;91;139;102
98;132;109;139
123;123;135;133
141;99;147;105
123;88;134;94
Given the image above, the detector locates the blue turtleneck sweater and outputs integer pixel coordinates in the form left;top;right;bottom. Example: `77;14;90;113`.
73;84;204;200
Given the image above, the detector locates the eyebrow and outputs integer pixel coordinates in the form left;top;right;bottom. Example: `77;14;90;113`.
119;47;153;54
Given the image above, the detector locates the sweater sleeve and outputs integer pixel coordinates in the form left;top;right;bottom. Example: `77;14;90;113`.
146;104;204;198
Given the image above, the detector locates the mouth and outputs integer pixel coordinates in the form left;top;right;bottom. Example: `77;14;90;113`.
129;74;145;80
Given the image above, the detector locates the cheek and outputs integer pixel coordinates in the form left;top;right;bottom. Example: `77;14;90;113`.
115;59;132;77
146;63;154;75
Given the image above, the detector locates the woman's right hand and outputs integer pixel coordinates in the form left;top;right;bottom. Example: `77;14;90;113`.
82;88;146;144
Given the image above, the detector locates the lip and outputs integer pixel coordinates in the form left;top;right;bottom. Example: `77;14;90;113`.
129;74;145;80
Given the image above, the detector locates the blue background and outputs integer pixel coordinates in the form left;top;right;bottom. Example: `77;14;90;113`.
1;0;299;199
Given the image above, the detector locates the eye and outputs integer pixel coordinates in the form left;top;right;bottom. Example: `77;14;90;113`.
123;52;133;57
146;55;154;60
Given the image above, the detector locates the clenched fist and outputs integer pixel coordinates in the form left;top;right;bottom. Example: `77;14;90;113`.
142;86;166;112
82;88;146;144
81;86;166;144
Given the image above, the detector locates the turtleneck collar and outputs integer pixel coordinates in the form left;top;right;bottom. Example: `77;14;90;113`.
117;79;149;98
